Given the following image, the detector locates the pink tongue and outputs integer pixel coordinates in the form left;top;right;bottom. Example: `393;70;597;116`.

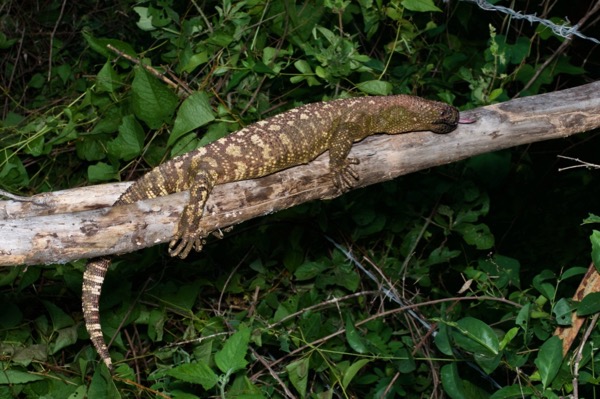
459;116;476;124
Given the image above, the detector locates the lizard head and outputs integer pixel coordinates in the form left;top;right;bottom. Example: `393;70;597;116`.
422;102;460;134
376;95;464;136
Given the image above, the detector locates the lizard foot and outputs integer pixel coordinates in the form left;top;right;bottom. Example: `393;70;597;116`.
333;158;360;192
168;204;207;258
169;235;206;258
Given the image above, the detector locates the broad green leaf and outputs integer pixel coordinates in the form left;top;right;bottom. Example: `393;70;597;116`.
42;300;75;330
286;357;309;397
133;7;154;31
68;386;88;399
583;214;600;224
499;327;519;351
88;365;121;398
473;351;502;374
96;61;122;93
229;375;265;398
591;230;600;272
131;67;179;129
355;80;392;96
560;266;588;280
345;315;368;354
83;32;136;59
552;298;573;325
342;359;370;390
440;363;467;399
577;292;600;316
88;162;118;183
107;115;145;161
451;317;499;355
165;362;218;389
0;370;45;384
534;336;562;389
215;325;251;374
401;0;441;12
434;322;454;356
478;255;521;289
51;326;78;354
532;270;556;300
294;261;329;281
169;92;215;146
0;150;29;187
181;51;210;73
490;384;535;399
455;223;495;250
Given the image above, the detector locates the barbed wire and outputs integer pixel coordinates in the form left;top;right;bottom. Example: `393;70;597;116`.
460;0;600;45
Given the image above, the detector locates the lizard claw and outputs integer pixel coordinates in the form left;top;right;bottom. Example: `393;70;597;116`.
333;158;360;192
169;234;205;258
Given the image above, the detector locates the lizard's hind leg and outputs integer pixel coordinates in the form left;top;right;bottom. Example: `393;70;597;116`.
169;170;216;259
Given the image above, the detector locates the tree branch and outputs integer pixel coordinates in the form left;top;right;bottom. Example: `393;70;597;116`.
2;81;600;266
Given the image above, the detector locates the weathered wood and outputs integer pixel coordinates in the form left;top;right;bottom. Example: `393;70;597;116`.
2;81;600;266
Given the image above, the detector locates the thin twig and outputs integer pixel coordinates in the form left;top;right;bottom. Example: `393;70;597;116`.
517;1;600;97
557;155;600;171
572;313;600;399
250;347;296;399
48;0;68;82
255;295;522;374
106;44;191;97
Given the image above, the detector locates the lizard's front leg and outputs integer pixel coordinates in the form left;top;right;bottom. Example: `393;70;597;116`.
328;127;360;192
168;170;215;258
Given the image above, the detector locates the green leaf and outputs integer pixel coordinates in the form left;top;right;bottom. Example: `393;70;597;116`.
499;327;519;351
165;362;219;389
181;51;210;74
455;223;495;250
560;266;588;280
534;336;563;389
440;363;467;399
107;115;145;161
401;0;442;12
294;261;329;281
577;292;600;316
490;384;535;399
131;67;179;129
355;80;392;95
286;357;309;397
345;315;368;354
88;365;121;398
434;322;454;356
0;370;45;384
83;32;136;59
88;162;118;183
169;92;215;146
133;7;155;31
591;230;600;272
51;326;78;354
552;298;573;325
515;303;530;331
342;359;370;390
0;150;29;187
215;325;251;374
451;317;499;355
42;300;75;330
583;214;600;224
96;61;122;93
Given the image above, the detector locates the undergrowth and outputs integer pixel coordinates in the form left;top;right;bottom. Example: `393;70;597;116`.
2;0;600;398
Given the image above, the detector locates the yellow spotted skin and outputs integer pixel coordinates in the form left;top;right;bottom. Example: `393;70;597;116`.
83;95;460;370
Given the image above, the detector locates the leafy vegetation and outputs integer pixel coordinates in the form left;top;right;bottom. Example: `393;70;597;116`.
2;0;600;397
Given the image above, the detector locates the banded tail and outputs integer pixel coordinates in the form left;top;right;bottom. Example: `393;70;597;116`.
82;257;113;370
